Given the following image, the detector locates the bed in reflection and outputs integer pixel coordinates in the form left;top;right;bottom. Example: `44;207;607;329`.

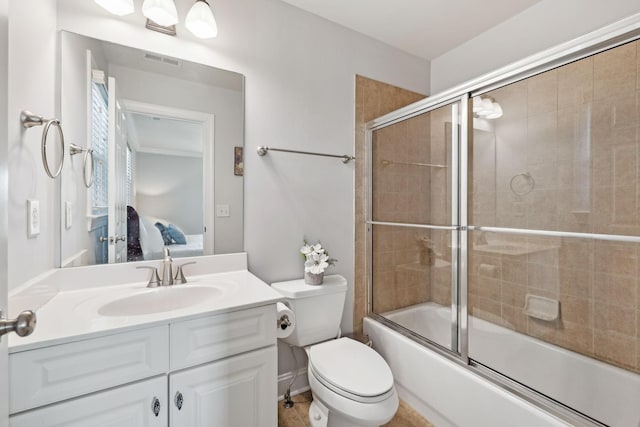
127;206;203;261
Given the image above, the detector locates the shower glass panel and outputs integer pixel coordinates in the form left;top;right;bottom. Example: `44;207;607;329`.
468;40;640;426
369;101;461;352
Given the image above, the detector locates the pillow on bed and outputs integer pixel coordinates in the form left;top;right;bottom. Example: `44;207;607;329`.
154;222;175;245
167;224;187;245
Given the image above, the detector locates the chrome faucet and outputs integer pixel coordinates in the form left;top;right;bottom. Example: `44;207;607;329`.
161;247;174;286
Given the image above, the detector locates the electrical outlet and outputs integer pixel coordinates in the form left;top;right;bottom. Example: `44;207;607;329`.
216;204;230;217
27;199;40;238
65;201;73;229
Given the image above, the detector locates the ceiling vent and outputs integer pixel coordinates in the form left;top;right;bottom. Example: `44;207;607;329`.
143;52;182;68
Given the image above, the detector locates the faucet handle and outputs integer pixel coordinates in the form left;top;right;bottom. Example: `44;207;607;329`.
174;261;196;285
137;266;161;288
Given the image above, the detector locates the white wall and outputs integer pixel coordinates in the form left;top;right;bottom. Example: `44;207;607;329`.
431;0;640;93
135;152;203;234
7;0;58;288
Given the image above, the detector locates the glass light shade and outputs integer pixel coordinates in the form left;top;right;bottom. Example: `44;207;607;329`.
472;97;484;113
485;102;503;119
186;0;218;39
142;0;179;27
94;0;134;16
477;98;494;116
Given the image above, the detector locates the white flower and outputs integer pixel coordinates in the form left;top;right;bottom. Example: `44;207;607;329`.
301;244;314;256
304;252;329;274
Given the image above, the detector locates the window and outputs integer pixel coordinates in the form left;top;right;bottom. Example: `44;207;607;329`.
90;81;109;215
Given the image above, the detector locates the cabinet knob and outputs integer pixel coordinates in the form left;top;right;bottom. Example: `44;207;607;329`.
151;397;161;417
175;391;184;410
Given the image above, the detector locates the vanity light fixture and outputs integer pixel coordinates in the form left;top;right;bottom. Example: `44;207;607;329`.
94;0;134;16
142;0;179;27
185;0;218;39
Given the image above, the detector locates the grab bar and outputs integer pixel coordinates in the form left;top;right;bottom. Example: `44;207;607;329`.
69;143;95;188
20;110;66;179
257;146;355;164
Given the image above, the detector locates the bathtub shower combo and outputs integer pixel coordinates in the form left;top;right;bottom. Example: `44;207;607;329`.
364;20;640;427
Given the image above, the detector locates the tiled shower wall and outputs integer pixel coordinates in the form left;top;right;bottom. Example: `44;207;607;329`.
354;76;425;333
468;40;640;373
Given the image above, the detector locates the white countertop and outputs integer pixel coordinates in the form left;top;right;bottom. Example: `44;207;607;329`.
9;270;282;353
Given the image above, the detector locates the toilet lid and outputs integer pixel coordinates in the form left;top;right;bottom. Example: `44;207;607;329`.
309;338;393;398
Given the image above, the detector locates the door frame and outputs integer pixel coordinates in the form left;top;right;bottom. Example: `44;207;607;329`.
119;99;215;255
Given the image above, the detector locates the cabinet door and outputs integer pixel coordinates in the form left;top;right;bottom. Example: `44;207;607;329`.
10;376;167;427
170;346;277;427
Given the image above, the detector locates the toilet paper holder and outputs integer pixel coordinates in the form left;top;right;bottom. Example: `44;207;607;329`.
278;314;292;330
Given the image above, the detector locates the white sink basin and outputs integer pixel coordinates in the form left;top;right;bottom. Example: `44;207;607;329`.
98;286;222;317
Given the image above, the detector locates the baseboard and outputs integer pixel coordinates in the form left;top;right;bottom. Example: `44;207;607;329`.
278;367;310;400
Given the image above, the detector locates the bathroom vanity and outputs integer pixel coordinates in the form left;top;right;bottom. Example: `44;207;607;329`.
7;254;281;426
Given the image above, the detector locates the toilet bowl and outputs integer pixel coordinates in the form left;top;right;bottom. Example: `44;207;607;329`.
272;276;399;427
306;338;399;427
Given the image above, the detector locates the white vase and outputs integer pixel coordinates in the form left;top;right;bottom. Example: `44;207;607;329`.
304;271;324;285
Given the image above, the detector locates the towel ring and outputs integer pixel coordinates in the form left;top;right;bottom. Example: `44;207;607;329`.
69;143;94;188
20;110;65;179
510;172;535;196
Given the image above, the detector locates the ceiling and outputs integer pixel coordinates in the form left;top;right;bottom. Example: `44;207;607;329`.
125;113;203;157
279;0;541;60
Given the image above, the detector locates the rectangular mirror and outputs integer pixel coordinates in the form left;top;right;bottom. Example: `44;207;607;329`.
59;31;244;267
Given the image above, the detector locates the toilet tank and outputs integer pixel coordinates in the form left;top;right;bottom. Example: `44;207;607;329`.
272;275;347;347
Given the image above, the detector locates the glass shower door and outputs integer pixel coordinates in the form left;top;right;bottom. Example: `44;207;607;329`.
368;99;464;352
467;40;640;426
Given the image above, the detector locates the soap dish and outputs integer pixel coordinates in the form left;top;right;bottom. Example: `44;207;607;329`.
523;294;559;321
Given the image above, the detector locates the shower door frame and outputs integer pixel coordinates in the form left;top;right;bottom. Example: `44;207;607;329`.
365;94;467;359
365;12;640;427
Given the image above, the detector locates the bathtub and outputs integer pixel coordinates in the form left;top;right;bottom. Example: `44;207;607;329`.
364;302;640;427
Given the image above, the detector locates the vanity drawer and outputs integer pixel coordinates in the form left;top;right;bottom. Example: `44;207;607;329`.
10;325;169;414
170;304;276;370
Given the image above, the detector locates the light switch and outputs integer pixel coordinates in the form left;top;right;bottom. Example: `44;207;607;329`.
27;199;40;238
65;201;73;229
216;204;230;217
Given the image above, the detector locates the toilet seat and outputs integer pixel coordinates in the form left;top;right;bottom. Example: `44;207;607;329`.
309;338;394;404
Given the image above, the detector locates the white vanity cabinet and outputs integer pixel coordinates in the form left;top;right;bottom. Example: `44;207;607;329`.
10;376;169;427
170;346;276;426
8;304;277;427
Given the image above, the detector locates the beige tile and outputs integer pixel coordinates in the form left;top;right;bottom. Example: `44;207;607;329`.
594;42;637;100
561;295;593;325
560;321;594;356
527;70;558;115
558;56;593;109
637;41;640;90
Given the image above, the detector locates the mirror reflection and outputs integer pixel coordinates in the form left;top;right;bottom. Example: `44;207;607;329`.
59;31;244;267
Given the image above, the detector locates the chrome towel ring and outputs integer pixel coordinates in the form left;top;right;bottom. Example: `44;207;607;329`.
20;110;65;179
69;144;94;188
510;172;535;196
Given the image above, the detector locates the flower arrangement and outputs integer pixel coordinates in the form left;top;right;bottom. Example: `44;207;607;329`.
300;241;337;284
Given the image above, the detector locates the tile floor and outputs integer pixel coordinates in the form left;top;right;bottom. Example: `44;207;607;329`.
277;391;434;427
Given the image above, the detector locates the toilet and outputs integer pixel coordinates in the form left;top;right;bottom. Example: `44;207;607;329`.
272;275;398;427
